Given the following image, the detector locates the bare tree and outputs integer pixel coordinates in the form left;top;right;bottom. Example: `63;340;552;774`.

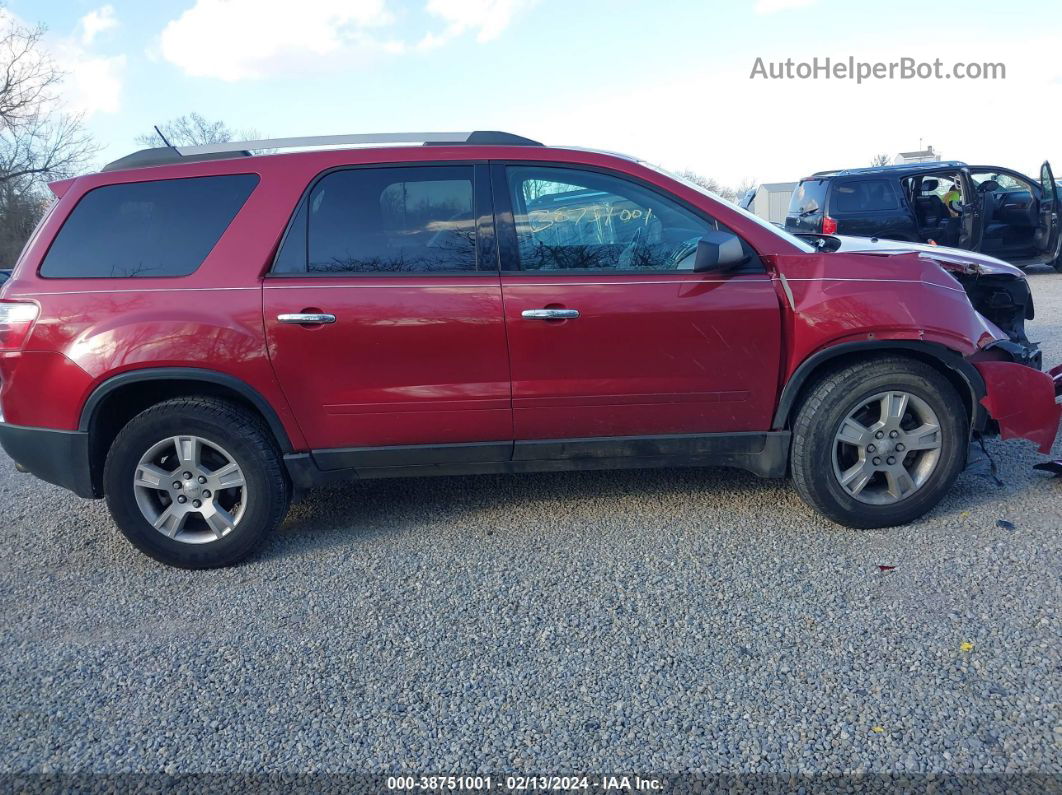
0;16;59;130
677;169;757;204
136;113;264;147
732;177;758;202
871;153;892;167
0;6;98;264
676;169;728;196
0;178;48;264
0;111;95;185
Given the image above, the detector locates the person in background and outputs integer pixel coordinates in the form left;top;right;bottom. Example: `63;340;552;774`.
942;179;962;217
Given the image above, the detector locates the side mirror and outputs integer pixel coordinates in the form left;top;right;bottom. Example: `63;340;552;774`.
693;231;748;273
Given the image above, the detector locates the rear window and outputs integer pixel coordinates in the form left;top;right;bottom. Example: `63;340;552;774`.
788;179;828;216
40;174;258;278
829;179;900;213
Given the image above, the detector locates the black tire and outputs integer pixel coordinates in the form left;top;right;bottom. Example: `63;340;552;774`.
103;397;290;568
1051;255;1062;273
790;356;968;528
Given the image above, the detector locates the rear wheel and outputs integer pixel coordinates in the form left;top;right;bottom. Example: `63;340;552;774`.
103;397;290;568
790;357;968;528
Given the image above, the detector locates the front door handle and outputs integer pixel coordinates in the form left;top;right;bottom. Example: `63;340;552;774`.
277;312;336;325
522;308;580;320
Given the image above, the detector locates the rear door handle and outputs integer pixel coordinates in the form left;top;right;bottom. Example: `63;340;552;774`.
277;313;336;325
521;308;580;320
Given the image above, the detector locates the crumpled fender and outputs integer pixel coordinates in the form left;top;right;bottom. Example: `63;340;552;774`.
975;361;1061;453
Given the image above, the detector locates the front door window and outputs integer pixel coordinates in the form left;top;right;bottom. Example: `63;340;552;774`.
504;166;753;272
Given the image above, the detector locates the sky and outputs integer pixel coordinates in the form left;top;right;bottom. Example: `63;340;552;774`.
13;0;1062;187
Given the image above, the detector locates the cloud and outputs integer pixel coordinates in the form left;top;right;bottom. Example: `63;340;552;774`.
158;0;534;77
159;0;400;81
61;51;126;115
754;0;817;14
80;5;118;45
62;6;125;115
424;0;536;44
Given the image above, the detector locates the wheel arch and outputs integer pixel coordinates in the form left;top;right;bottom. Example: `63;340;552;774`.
773;341;987;433
80;368;294;495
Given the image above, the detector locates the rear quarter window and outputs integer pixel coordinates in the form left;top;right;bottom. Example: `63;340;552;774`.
40;174;259;278
829;179;900;214
788;179;828;215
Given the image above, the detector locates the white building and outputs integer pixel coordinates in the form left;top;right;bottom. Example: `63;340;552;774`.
749;182;798;225
894;146;941;164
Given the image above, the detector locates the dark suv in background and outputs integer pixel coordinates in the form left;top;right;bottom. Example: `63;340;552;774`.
785;160;1062;270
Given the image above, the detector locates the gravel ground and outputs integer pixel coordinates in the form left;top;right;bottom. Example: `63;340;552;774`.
1;268;1060;785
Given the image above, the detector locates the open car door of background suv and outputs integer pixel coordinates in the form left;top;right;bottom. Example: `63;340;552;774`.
1038;161;1061;260
958;168;984;251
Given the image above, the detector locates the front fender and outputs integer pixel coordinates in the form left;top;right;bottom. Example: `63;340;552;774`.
774;251;1006;369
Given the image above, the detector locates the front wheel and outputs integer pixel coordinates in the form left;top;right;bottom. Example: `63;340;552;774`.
103;397;291;568
790;357;968;528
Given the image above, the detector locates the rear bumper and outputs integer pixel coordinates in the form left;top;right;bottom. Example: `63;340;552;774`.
974;361;1062;454
0;422;96;498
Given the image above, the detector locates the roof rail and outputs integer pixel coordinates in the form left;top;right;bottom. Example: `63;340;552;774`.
810;160;968;177
102;130;543;172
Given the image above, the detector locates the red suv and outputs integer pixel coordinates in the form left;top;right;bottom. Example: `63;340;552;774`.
1;131;1059;568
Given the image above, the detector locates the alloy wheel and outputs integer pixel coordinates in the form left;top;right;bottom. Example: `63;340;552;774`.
831;390;943;505
132;435;248;544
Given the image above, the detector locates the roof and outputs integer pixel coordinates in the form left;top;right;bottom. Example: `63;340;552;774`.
758;181;798;191
808;160;967;178
102;130;544;173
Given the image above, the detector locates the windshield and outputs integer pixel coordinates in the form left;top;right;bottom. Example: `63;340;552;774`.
642;162;816;253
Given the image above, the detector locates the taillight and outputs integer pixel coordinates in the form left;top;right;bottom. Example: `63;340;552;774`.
0;301;39;352
821;216;838;235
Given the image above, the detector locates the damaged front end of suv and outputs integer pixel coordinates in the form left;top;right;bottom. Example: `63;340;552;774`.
785;234;1061;454
920;250;1040;369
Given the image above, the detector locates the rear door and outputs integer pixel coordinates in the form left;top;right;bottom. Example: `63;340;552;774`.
494;163;781;443
263;163;513;467
827;178;915;240
1038;161;1060;259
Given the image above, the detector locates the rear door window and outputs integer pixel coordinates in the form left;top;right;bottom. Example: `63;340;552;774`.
40;174;258;278
274;165;479;274
829;179;900;214
788;179;828;216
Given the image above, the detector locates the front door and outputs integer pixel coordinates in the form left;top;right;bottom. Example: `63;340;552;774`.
493;163;781;444
264;163;512;467
1038;161;1061;260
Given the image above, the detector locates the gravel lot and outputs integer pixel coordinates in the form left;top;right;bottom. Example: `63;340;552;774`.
1;269;1060;785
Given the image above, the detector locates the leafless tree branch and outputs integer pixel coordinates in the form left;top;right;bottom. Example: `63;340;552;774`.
0;4;99;263
136;112;265;147
0;14;60;130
